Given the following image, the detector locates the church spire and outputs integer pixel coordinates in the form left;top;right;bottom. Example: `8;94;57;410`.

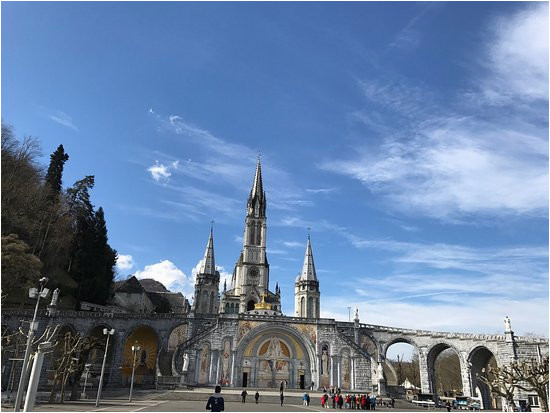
199;223;216;275
247;155;266;217
300;234;317;281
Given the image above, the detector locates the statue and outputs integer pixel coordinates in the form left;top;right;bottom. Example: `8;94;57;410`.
504;316;512;332
50;288;60;307
321;349;329;375
182;353;189;372
354;306;359;321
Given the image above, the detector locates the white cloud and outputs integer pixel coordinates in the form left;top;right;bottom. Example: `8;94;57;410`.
322;116;548;219
50;110;78;131
116;254;135;271
321;296;548;338
305;187;338;194
147;160;179;183
482;3;549;104
135;260;195;298
324;5;548;221
282;241;303;248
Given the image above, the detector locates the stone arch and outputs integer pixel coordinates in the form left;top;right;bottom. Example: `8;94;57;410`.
382;337;421;360
121;325;159;386
468;346;499;410
383;338;421;388
426;342;464;396
234;323;316;389
87;324;116;380
166;323;188;375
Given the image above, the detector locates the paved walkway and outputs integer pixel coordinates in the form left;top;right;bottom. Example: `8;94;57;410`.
2;388;432;412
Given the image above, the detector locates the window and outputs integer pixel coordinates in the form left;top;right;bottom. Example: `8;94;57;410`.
528;396;539;407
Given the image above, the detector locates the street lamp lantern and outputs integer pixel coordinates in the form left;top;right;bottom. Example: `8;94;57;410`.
14;277;50;412
129;342;141;402
95;328;115;408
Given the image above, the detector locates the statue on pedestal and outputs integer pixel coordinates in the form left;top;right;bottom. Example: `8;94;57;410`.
504;316;512;333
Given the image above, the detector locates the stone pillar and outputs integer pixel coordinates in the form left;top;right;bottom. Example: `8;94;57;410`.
230;351;235;386
459;358;473;397
350;357;355;390
208;351;215;384
215;352;221;385
337;356;341;388
194;349;201;384
330;355;334;387
418;347;431;394
108;331;124;386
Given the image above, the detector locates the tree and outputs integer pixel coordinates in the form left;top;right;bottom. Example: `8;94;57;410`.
48;330;104;403
44;144;69;197
68;177;117;305
477;358;549;412
512;358;549;412
1;234;42;295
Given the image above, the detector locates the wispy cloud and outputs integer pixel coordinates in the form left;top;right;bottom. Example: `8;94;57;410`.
306;187;338;194
148;109;314;213
49;110;78;131
323;4;548;221
389;3;437;50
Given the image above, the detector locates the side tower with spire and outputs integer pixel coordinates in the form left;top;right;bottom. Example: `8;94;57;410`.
294;235;320;319
221;157;281;314
192;225;220;316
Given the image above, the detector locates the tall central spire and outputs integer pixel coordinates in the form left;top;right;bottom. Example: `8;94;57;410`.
199;223;216;275
247;156;266;218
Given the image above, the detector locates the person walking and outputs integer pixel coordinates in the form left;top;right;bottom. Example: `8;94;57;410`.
241;389;248;403
303;393;309;406
255;390;260;404
206;385;224;412
280;391;285;406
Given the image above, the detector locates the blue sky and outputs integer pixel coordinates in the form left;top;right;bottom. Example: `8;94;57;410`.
2;2;548;338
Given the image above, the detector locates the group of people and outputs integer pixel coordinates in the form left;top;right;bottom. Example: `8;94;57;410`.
207;384;395;412
321;390;395;410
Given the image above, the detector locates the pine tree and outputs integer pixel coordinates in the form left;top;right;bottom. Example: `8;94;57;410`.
68;177;116;305
44;144;69;199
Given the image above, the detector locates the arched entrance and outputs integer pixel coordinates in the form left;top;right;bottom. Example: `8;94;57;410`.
235;324;315;389
121;325;158;386
384;339;421;398
427;343;463;397
469;346;499;410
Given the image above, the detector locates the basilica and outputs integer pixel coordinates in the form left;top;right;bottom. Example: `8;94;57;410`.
180;158;341;390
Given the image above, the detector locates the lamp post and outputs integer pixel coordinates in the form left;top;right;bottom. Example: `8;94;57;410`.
95;328;115;408
14;277;50;412
81;364;91;399
129;342;141;402
347;306;351;322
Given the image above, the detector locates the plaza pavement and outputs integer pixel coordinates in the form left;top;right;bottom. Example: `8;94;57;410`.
2;388;437;412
